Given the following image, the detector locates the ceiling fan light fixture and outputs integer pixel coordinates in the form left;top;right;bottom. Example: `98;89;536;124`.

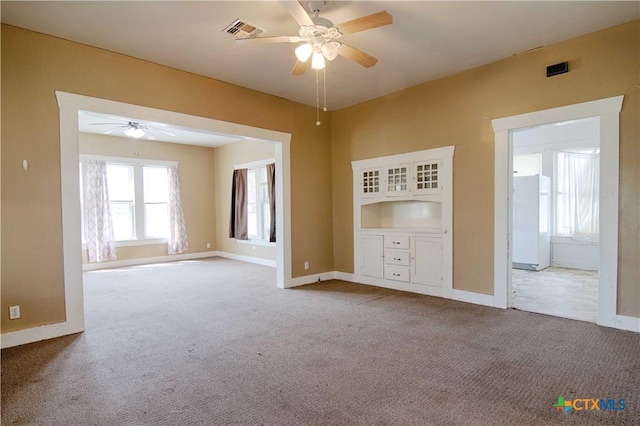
295;42;313;62
124;127;145;139
311;51;325;69
321;42;339;61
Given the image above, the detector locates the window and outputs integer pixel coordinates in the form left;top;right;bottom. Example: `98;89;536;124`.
247;165;271;241
107;164;135;241
554;148;599;239
81;157;173;243
143;166;169;238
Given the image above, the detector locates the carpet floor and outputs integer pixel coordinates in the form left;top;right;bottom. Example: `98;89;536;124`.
2;258;639;425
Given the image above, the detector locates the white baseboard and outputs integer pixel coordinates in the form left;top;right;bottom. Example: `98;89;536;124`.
215;251;276;268
1;320;84;349
82;251;219;271
616;315;640;333
334;271;356;282
451;289;495;308
288;271;337;288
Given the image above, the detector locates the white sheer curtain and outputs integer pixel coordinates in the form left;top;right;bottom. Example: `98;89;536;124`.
84;160;117;262
557;150;599;241
167;166;189;254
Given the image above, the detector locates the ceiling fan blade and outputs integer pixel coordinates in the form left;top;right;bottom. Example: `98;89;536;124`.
89;122;127;126
279;0;314;27
102;126;122;135
336;11;393;35
338;44;378;68
235;35;301;45
292;60;310;75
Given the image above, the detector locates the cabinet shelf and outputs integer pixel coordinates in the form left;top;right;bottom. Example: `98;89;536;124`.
361;200;442;230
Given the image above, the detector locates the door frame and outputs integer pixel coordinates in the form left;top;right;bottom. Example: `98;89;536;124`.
492;95;623;327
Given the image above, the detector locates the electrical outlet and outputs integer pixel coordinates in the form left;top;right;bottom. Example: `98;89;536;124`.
206;242;211;249
9;305;20;320
304;261;309;270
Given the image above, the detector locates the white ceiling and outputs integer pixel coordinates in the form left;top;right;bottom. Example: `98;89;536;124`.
78;111;245;146
2;1;638;110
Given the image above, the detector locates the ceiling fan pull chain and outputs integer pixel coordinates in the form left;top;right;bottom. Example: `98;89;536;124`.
316;69;321;125
323;68;328;112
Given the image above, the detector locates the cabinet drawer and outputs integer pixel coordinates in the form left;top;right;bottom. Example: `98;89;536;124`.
385;266;410;282
385;249;410;266
384;235;409;249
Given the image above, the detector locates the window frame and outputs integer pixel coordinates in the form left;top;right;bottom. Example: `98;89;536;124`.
79;155;176;247
234;158;275;247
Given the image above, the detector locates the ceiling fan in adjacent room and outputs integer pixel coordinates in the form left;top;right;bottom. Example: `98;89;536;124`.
89;121;176;140
235;0;393;75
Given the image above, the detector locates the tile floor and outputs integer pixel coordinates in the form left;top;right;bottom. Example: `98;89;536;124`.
511;266;598;323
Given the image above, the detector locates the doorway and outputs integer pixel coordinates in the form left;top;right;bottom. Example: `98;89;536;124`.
492;96;623;328
57;91;293;340
510;117;600;322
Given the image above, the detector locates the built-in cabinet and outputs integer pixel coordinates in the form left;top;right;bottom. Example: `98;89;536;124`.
359;160;442;199
353;146;454;298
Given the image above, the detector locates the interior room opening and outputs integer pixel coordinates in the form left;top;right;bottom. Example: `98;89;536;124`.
54;91;292;343
509;117;600;323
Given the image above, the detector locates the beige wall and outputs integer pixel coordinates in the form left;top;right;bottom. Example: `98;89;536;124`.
79;133;217;262
332;21;639;317
1;20;637;335
213;140;276;261
1;24;334;332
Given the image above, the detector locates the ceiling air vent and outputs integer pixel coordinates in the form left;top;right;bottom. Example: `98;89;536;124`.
223;19;264;39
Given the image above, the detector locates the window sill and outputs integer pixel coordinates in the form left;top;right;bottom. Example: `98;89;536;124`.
236;239;276;248
82;238;167;250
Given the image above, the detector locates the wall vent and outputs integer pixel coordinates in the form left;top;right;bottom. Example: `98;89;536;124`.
222;19;264;39
547;61;569;77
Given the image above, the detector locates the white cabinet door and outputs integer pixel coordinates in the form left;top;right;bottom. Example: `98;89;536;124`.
413;160;441;195
362;235;384;278
412;237;442;286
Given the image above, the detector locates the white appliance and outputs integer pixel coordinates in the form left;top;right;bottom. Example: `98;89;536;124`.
513;175;551;271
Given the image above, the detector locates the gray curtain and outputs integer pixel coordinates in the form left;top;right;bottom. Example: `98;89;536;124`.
266;163;276;243
229;168;248;240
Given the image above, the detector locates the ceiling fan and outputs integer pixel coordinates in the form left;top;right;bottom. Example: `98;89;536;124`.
235;0;393;75
89;121;176;140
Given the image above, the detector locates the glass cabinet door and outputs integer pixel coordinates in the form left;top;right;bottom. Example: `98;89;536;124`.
385;163;410;196
361;168;381;197
413;161;441;194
